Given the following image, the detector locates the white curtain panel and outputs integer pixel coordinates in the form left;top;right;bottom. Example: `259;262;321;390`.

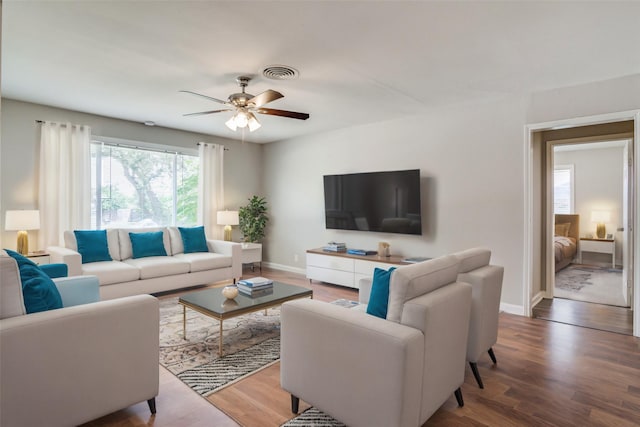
198;143;224;239
38;121;92;248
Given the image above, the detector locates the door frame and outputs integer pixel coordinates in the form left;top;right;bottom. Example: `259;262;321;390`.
523;109;640;337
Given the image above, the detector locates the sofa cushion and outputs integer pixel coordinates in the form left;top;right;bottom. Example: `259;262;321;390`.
454;248;491;273
123;257;190;280
65;229;120;261
179;226;209;253
173;252;232;273
81;261;140;285
5;249;63;314
167;226;184;255
74;230;113;264
129;231;168;259
118;227;171;260
366;267;396;319
386;255;460;323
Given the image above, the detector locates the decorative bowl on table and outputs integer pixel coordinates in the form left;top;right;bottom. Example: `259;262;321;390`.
222;285;239;299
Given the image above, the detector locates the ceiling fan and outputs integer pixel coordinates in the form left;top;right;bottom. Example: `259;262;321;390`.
180;76;310;132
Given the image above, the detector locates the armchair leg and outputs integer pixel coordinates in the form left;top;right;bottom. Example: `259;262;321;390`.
147;397;157;414
454;388;464;407
469;362;484;389
488;347;497;364
291;395;300;414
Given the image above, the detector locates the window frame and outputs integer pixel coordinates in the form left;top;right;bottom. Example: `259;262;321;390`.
553;164;575;214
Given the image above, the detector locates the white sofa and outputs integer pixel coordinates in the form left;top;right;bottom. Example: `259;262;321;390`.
281;255;472;427
48;227;241;300
0;252;159;427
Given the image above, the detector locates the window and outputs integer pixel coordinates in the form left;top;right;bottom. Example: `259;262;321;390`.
91;139;199;229
553;164;574;214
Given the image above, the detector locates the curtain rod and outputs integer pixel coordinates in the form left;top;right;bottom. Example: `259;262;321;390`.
37;120;228;151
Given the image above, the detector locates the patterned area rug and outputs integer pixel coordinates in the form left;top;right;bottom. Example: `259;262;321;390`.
281;407;346;427
159;296;281;396
555;264;627;307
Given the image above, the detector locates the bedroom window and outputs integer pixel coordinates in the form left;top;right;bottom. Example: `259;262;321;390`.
90;139;199;229
553;165;574;214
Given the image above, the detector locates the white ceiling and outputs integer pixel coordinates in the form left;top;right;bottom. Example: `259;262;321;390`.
3;1;639;144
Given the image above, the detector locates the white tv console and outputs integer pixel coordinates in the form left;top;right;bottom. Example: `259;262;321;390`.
306;248;409;289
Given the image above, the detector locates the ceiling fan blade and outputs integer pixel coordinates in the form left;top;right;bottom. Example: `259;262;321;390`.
183;109;231;117
179;90;229;105
256;108;310;120
249;89;284;108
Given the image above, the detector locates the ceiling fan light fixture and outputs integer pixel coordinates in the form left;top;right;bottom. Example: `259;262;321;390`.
235;110;249;128
225;116;237;131
247;113;261;132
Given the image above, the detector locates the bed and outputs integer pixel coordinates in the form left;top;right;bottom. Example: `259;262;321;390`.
554;214;580;272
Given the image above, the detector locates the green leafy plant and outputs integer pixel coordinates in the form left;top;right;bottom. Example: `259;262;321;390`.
239;196;269;243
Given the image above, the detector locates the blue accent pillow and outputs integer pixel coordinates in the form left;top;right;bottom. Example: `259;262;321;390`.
40;263;68;279
366;267;396;319
129;231;167;259
178;226;209;253
5;249;63;314
74;230;112;264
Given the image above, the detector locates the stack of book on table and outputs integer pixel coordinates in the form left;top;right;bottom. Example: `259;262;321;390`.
323;242;346;252
237;277;274;297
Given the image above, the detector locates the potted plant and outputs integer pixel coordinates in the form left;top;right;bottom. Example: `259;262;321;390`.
238;196;268;243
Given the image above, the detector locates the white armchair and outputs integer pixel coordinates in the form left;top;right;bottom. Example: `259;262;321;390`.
0;253;159;427
281;255;472;427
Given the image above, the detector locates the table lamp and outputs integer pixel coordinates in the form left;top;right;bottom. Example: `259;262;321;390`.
5;210;40;255
591;210;611;239
217;210;239;241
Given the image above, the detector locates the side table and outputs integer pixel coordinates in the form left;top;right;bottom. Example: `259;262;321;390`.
578;238;615;268
241;242;262;273
27;252;51;266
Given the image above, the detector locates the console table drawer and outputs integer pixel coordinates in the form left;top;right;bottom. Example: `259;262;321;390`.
307;253;354;272
306;266;354;287
354;259;397;276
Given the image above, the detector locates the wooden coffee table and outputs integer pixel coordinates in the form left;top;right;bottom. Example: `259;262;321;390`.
179;281;313;356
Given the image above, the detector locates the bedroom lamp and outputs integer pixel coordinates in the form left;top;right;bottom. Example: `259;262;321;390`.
591;210;611;239
217;210;239;241
5;210;40;255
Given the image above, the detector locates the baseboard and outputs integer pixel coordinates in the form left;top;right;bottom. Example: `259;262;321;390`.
531;291;545;308
262;262;306;276
500;302;525;316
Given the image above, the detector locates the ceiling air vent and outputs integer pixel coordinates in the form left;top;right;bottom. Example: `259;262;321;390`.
262;65;299;80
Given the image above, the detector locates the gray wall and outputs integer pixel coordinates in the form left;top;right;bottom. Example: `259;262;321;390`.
0;99;264;246
262;74;640;310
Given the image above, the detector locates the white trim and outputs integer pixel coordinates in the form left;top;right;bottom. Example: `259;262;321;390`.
262;261;307;276
524;109;640;337
500;302;524;316
531;291;545;309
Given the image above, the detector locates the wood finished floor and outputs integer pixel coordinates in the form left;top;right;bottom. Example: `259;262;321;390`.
83;266;640;427
533;297;633;336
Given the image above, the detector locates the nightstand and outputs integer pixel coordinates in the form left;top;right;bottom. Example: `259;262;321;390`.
27;252;51;266
241;242;262;272
578;238;615;268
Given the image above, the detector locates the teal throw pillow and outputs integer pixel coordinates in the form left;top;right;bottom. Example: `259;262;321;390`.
5;249;63;314
178;226;209;253
129;231;167;259
74;230;112;264
366;266;396;319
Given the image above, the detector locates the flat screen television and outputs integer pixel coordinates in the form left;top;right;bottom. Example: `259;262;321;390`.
323;169;422;235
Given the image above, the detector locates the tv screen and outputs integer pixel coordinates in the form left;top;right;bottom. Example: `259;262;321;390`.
323;169;422;235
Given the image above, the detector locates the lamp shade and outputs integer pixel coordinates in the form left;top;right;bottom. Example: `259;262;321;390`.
5;210;40;231
217;210;239;226
591;211;611;223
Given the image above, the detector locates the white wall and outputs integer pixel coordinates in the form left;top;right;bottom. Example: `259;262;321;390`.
263;74;640;311
0;99;264;247
555;145;624;265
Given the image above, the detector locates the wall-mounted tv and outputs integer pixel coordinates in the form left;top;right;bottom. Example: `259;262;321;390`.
323;169;422;235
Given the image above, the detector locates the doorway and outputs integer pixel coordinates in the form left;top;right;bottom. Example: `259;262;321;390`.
524;112;639;338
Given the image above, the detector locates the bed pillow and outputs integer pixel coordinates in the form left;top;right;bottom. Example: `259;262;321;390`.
129;231;168;259
178;226;209;253
74;230;113;264
554;223;571;237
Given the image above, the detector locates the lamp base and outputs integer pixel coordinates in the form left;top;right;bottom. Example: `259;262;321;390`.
596;223;606;239
223;225;233;242
16;230;29;255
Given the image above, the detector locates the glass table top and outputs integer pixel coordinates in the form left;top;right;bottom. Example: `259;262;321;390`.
178;281;312;316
